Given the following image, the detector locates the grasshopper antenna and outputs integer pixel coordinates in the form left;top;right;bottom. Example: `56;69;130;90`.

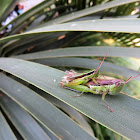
97;52;108;71
124;76;132;84
120;91;128;95
124;74;140;84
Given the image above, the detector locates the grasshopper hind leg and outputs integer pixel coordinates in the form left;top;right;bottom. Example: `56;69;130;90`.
63;86;86;98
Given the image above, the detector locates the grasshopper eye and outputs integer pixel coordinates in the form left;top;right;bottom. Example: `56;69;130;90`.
94;69;98;74
115;82;121;87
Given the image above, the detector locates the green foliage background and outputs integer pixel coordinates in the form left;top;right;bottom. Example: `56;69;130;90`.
0;0;140;139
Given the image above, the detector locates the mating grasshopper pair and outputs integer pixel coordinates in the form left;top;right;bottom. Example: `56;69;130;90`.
59;53;140;112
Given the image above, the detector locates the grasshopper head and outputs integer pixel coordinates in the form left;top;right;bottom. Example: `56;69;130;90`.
109;74;140;95
109;81;124;95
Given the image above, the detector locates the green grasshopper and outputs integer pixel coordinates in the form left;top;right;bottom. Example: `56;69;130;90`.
60;73;140;112
60;52;108;87
59;52;140;112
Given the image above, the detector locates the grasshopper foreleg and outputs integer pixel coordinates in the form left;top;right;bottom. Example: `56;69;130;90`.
102;100;113;112
73;92;84;98
102;91;113;112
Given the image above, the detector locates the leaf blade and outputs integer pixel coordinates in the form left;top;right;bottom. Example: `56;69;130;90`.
0;58;140;139
14;46;140;59
37;0;139;25
0;0;55;32
32;57;140;81
0;19;140;44
1;94;51;140
0;73;96;140
0;111;16;140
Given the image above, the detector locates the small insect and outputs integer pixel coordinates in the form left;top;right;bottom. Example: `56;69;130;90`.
60;74;140;112
59;53;140;112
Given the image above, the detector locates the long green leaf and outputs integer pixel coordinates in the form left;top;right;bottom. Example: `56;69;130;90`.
36;120;59;140
36;87;94;136
1;94;51;140
0;111;16;140
0;0;11;19
0;73;95;140
28;19;140;34
0;0;55;32
3;32;64;56
32;57;140;81
0;19;140;44
0;58;140;139
0;0;18;23
13;46;140;59
37;0;139;26
2;33;64;56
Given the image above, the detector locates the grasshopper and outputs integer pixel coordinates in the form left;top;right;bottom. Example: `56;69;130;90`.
59;53;140;112
60;73;140;112
60;52;108;87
